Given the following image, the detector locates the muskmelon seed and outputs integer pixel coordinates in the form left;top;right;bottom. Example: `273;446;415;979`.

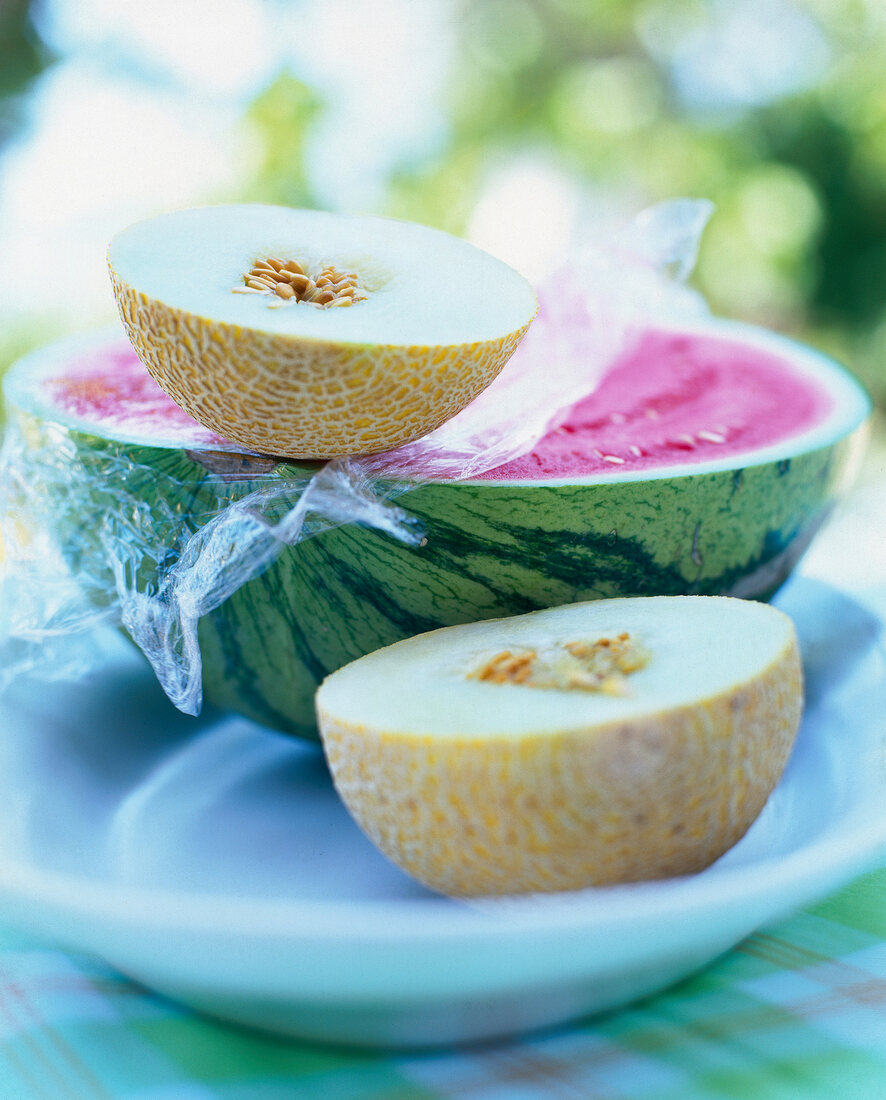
467;633;651;695
236;258;367;309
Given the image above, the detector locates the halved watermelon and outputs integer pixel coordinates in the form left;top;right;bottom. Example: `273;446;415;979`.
1;320;869;737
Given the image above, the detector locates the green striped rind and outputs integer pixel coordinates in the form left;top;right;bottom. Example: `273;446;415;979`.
5;388;869;740
202;433;864;737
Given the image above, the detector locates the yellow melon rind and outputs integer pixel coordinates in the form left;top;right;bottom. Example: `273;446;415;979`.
318;633;802;896
110;271;531;459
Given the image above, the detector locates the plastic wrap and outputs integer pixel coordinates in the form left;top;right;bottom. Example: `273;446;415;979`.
0;199;713;716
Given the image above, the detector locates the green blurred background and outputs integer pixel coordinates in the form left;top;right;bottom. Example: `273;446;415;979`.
0;0;884;418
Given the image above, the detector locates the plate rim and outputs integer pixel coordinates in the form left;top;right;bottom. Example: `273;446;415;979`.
0;788;883;944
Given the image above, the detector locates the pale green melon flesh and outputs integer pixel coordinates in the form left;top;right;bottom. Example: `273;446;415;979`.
318;596;797;739
108;205;537;347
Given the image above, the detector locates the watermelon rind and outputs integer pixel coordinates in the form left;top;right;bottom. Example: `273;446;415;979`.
1;320;871;738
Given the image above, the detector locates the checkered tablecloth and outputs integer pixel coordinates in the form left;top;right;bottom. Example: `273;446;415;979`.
1;863;884;1099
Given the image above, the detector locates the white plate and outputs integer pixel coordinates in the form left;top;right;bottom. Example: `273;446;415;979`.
0;524;885;1047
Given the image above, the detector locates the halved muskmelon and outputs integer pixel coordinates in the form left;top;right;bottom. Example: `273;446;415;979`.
108;205;536;458
317;596;803;896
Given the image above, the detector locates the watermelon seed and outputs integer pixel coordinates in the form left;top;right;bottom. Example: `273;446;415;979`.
602;454;625;464
697;430;726;444
609;412;627;424
667;435;696;451
644;408;659;420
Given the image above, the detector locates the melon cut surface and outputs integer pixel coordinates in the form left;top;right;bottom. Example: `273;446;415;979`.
2;319;869;738
108;205;536;458
317;596;803;896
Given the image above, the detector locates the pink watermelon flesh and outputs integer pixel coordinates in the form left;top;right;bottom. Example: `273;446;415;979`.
483;329;834;480
47;345;230;449
44;329;835;475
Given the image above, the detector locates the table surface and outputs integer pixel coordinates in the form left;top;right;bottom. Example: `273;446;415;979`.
0;863;884;1099
1;474;885;1099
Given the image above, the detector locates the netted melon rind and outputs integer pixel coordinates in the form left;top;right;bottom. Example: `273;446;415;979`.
318;599;803;896
109;270;531;459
